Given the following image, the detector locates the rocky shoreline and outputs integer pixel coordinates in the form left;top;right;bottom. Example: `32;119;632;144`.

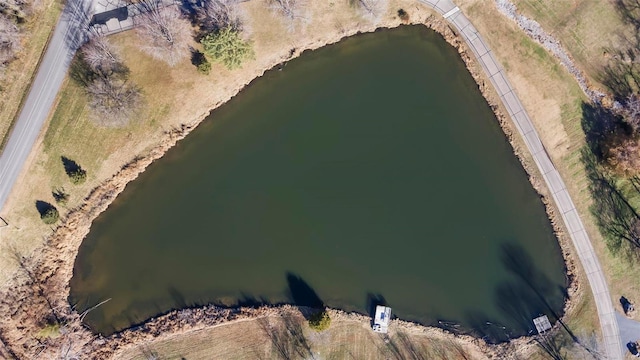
0;6;578;360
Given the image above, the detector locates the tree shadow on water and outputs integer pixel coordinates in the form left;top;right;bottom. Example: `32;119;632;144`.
498;243;570;334
163;273;322;317
499;243;564;317
460;243;569;344
479;242;603;359
235;292;271;308
285;272;323;308
366;293;387;316
168;286;188;309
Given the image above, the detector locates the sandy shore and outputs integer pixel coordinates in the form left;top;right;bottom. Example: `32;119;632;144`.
0;3;580;359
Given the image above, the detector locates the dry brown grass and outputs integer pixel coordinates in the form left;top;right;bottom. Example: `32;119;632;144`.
116;314;485;360
513;0;627;89
0;0;63;148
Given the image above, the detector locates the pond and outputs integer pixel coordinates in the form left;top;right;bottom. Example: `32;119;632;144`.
70;25;567;341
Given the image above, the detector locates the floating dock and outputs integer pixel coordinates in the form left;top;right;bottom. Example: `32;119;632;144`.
533;315;552;334
372;305;392;333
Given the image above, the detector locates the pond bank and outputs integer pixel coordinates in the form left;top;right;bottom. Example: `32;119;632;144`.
0;4;578;359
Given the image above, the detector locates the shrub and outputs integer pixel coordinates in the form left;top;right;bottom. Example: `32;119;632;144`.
41;207;59;224
201;26;254;70
36;322;61;340
136;0;192;67
397;9;409;22
69;168;87;184
308;309;331;331
62;157;88;184
192;50;212;75
52;188;69;205
198;59;212;74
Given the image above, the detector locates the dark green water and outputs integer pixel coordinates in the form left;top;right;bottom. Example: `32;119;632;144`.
70;26;567;341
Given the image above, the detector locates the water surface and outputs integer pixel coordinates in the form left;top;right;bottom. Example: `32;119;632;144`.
71;26;567;340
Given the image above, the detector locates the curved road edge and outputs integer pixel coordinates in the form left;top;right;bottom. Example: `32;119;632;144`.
418;0;622;358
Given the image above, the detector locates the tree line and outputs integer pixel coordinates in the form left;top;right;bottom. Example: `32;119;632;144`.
0;0;29;74
582;0;640;257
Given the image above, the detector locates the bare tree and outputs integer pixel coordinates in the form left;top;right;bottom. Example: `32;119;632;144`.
0;14;20;70
79;35;141;126
268;0;309;31
6;245;61;324
86;75;141;127
0;0;30;20
197;0;242;33
81;35;120;73
353;0;388;22
624;93;640;132
607;135;640;175
136;1;192;66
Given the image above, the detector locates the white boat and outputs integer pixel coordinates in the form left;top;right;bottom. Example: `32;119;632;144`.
372;305;392;333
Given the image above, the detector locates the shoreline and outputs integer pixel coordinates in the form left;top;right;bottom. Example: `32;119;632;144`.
0;6;579;360
103;305;506;359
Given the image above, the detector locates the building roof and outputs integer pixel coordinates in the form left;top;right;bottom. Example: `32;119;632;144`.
373;305;392;333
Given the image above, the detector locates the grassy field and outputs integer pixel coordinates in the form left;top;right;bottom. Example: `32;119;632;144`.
0;0;635;358
0;0;63;149
513;0;634;92
116;313;486;360
513;0;625;89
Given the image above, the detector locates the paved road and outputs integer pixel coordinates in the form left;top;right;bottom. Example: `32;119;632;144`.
0;0;91;213
417;0;623;358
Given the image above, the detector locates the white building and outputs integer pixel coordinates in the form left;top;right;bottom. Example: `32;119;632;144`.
372;305;392;333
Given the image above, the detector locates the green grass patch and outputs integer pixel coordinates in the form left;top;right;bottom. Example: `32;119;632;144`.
308;310;331;331
35;322;61;339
